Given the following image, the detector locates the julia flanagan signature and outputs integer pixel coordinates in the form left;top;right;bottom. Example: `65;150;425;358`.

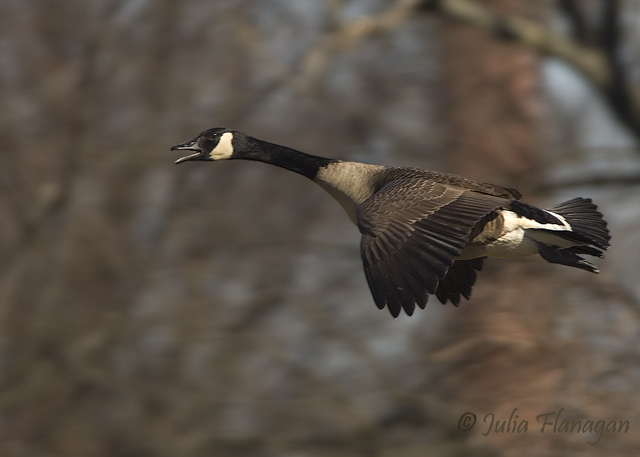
457;408;629;445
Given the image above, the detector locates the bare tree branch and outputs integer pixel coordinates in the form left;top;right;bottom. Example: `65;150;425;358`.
557;0;590;43
422;0;611;86
420;0;640;138
268;0;640;140
233;0;422;96
598;0;634;127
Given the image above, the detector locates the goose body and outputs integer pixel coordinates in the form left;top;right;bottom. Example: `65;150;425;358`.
172;128;610;317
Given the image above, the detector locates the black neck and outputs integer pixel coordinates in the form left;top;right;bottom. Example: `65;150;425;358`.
237;137;337;179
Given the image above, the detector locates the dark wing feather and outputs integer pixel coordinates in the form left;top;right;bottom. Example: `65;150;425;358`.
358;178;510;316
435;257;485;306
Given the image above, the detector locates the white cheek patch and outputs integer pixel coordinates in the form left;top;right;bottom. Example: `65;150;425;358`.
209;132;234;160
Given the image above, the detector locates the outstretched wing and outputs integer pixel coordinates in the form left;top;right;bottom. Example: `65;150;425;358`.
358;178;509;317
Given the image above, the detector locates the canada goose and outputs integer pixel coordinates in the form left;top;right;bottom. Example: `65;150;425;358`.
172;128;610;317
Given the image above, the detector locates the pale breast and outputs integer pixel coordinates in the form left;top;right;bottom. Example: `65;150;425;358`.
314;162;386;224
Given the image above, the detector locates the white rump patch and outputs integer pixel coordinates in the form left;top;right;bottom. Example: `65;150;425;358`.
542;210;571;230
502;209;570;232
460;209;577;259
209;132;234;160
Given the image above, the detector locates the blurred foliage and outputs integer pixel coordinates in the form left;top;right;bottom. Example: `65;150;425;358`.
0;1;639;456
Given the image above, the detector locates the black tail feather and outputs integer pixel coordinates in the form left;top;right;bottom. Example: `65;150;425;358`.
536;243;600;273
537;197;611;273
569;245;605;258
548;198;611;250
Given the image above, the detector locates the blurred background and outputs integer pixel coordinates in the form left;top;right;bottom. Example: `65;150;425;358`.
1;0;640;456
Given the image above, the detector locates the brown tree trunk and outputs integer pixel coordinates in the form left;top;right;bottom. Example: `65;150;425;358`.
440;0;542;191
434;1;564;453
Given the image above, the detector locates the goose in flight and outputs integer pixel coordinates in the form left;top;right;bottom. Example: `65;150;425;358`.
172;128;610;317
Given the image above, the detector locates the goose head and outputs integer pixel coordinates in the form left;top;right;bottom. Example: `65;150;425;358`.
172;127;242;163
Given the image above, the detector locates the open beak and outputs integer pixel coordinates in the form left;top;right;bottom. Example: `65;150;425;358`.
171;139;203;164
